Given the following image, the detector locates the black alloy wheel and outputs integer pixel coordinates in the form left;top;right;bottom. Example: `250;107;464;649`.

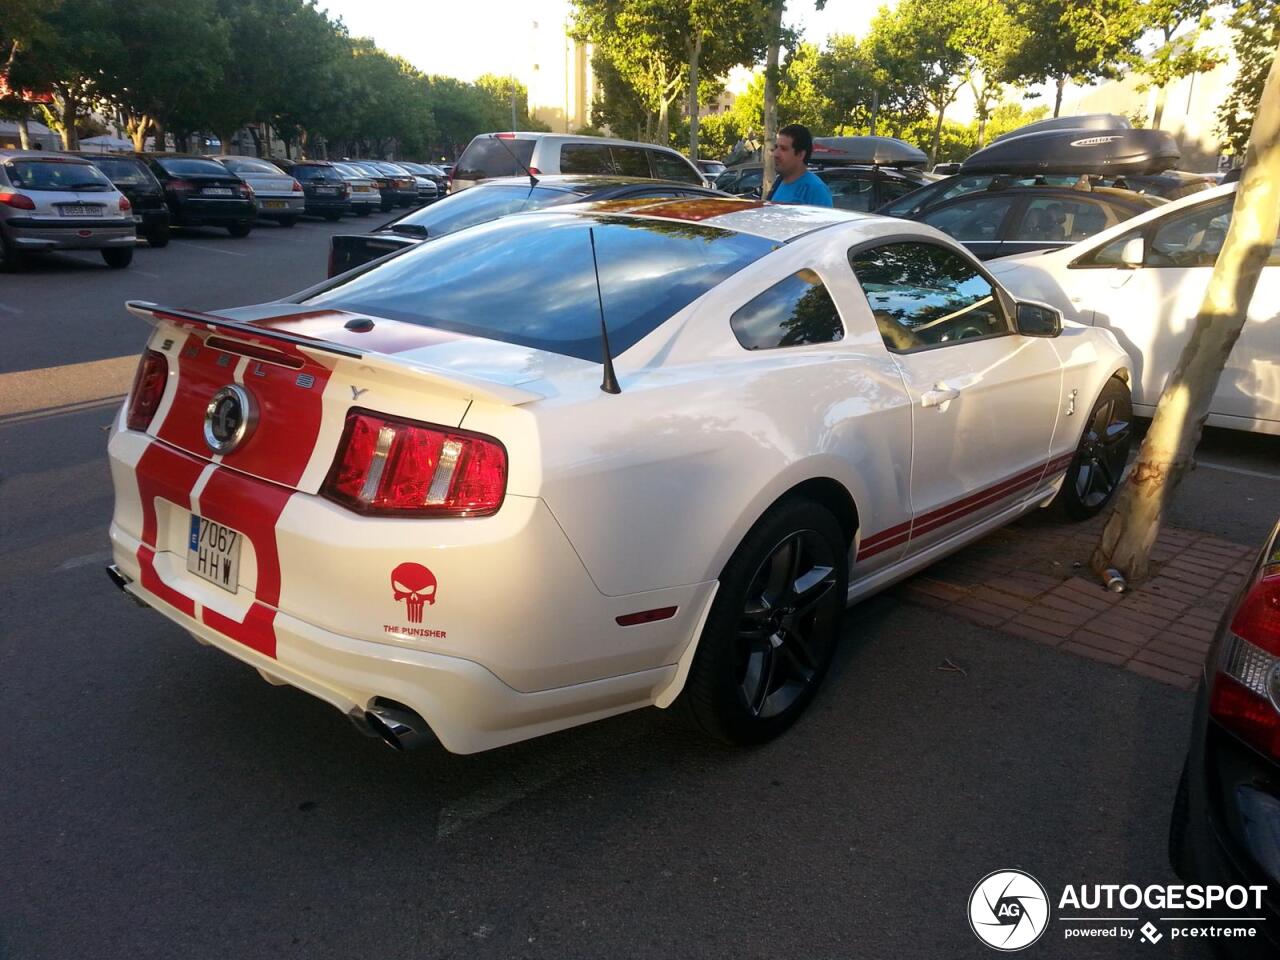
1055;377;1133;520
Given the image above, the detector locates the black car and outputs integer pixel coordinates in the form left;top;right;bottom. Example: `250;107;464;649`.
714;161;933;212
339;160;398;212
1170;517;1280;959
277;160;351;220
70;152;171;247
327;174;724;277
143;154;256;236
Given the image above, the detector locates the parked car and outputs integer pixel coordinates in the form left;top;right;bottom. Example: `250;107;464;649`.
989;182;1279;436
108;199;1131;755
398;161;448;195
1169;516;1280;959
715;161;933;211
327;174;727;276
342;160;399;212
70;151;171;247
208;156;305;227
328;162;381;215
365;161;420;207
277;160;350;220
0;150;136;268
144;153;256;237
451;132;707;192
696;159;726;178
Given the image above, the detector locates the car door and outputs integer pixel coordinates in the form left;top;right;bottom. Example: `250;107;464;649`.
847;240;1062;555
1067;194;1279;428
919;194;1019;260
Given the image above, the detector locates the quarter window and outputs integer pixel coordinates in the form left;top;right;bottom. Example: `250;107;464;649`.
650;149;702;184
849;242;1011;352
611;147;651;177
560;144;615;175
730;270;843;350
1009;197;1119;244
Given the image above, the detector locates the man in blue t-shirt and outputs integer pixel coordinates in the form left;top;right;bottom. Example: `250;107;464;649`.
766;124;833;208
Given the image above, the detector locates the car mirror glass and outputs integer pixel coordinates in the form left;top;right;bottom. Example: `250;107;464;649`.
1120;236;1144;268
390;223;428;238
1016;301;1062;337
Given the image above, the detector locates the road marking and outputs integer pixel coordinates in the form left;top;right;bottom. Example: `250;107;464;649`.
0;354;137;418
0;302;22;314
132;269;160;278
56;550;113;572
1198;459;1280;482
0;394;124;426
177;242;248;257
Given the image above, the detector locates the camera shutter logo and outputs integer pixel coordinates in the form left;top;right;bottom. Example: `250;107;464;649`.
968;869;1050;951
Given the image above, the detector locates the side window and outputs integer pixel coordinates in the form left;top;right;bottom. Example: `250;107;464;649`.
849;242;1012;352
560;144;615;175
1083;229;1142;267
876;178;918;205
649;149;702;184
824;176;875;212
739;170;763;196
921;196;1015;242
730;270;844;351
1009;197;1119;244
611;146;651;178
716;170;740;193
1147;197;1234;267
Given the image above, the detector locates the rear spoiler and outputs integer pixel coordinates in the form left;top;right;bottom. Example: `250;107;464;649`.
125;300;544;407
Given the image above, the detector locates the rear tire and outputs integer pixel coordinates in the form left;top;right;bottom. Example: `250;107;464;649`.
679;498;849;746
0;233;24;271
145;224;170;248
279;216;298;228
1052;377;1133;521
356;207;371;217
227;223;252;238
102;247;133;269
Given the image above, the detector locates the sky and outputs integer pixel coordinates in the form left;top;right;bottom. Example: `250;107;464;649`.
321;0;887;84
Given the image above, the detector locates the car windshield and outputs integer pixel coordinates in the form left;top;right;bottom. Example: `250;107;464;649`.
87;157;152;187
383;183;579;238
223;157;285;175
305;213;776;361
5;159;114;191
154;157;230;177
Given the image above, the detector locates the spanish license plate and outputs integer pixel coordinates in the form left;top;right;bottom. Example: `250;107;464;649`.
314;187;337;195
60;204;103;216
187;515;241;592
203;187;233;196
263;200;286;209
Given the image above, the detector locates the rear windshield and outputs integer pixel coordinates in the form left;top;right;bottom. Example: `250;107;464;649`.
222;157;285;175
154;157;230;177
86;157;154;187
454;137;536;181
387;183;577;238
305;213;775;360
293;164;341;182
5;159;114;192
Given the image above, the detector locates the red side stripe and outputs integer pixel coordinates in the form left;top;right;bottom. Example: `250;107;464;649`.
859;519;912;550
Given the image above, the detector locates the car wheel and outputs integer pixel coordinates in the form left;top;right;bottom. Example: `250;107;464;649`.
1168;760;1192;879
0;233;25;271
102;247;133;269
1052;377;1133;521
279;216;298;228
227;223;252;238
679;498;848;746
146;224;170;248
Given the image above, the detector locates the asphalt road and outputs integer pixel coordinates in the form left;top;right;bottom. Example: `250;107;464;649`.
2;213;1275;959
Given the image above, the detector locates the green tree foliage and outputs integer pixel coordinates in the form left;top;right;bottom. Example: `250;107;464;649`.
1216;0;1280;155
1129;0;1224;129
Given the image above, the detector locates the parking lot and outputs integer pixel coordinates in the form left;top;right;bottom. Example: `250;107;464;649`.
3;215;1277;959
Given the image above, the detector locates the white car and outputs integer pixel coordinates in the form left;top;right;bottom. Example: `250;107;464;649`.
106;199;1132;754
208;156;305;227
989;183;1278;435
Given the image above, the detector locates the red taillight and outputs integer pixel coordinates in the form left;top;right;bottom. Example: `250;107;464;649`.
321;410;507;517
118;196;131;212
1209;542;1280;759
0;191;35;210
239;182;254;198
126;349;168;432
291;178;303;193
169;179;195;193
528;167;541;175
495;133;515;139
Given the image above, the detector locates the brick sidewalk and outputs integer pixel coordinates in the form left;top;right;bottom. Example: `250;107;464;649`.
892;512;1258;691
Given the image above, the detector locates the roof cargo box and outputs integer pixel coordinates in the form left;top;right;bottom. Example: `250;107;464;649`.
810;135;928;168
961;128;1180;176
991;113;1131;143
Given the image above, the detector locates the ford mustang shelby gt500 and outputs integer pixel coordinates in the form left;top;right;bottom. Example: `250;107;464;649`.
107;198;1133;754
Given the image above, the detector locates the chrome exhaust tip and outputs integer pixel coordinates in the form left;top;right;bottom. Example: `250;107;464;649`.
106;564;150;608
363;699;433;751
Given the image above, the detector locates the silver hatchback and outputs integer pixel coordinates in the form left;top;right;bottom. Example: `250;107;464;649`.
0;151;137;269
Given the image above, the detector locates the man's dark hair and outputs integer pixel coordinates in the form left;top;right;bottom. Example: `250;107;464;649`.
778;124;813;163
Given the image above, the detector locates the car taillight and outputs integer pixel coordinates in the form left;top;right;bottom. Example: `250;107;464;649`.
169;179;196;193
321;410;507;517
528;167;541;175
118;196;131;212
291;179;303;192
126;349;168;432
0;191;35;210
239;182;254;197
1209;531;1280;759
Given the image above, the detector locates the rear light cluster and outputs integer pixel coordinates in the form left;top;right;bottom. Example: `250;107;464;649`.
322;410;507;517
238;183;254;198
168;179;196;193
118;196;132;212
0;192;36;210
126;349;169;431
1209;530;1280;759
291;179;303;193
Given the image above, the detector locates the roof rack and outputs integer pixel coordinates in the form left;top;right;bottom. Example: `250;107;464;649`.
962;128;1180;177
991;113;1132;143
809;136;927;169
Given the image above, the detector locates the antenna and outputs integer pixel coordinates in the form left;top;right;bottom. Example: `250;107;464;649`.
588;226;621;395
489;133;538;189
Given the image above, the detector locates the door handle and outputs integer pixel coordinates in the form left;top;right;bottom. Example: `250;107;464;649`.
921;385;961;409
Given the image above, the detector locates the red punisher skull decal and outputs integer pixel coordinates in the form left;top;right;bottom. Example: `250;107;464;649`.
391;562;437;623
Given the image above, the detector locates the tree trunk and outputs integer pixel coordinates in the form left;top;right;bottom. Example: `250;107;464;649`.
152;119;165;151
688;35;702;161
762;0;785;198
218;131;235;155
16;115;30;150
127;114;151;152
929;104;947;166
58;91;80;151
1152;84;1167;130
248;125;264;157
1054;75;1066;118
977;112;988;149
658;97;669;145
1092;41;1280;582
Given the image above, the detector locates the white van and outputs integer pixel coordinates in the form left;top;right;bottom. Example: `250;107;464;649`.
450;132;707;192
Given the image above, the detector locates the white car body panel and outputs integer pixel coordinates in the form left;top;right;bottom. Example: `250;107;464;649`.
990;183;1279;435
107;203;1130;752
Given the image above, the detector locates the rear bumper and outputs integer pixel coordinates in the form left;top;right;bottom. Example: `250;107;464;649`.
304;196;349;214
254;195;306;219
171;198;256;225
4;218;135;250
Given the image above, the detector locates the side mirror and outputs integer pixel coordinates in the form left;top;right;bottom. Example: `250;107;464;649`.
1120;236;1145;268
389;223;428;238
1016;301;1062;338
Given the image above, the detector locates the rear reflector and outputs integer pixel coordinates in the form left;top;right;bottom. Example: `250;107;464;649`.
322;409;507;517
616;607;678;627
126;349;168;431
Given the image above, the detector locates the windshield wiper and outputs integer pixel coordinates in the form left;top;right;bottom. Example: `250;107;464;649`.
70;183;110;191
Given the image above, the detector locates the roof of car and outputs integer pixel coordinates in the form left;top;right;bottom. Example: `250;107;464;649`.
551;196;866;242
474;174;716;194
0;150;94;163
939;183;1168;209
469;131;691;155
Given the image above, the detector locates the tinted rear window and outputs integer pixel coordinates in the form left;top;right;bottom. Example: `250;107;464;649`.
5;159;114;191
87;157;154;186
455;138;536;180
390;184;577;237
223;157;285;175
154;157;230;177
306;214;775;360
293;165;341;182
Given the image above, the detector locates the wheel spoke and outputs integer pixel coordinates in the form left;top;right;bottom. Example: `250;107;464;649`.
779;626;819;676
793;567;836;619
747;644;778;716
1102;418;1131;447
763;539;797;604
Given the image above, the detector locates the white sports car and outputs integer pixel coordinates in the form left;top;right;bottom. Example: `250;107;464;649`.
990;183;1278;436
107;198;1133;754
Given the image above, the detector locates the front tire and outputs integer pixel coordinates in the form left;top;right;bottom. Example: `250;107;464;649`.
102;247;133;269
227;223;252;238
680;498;849;746
1052;377;1133;521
